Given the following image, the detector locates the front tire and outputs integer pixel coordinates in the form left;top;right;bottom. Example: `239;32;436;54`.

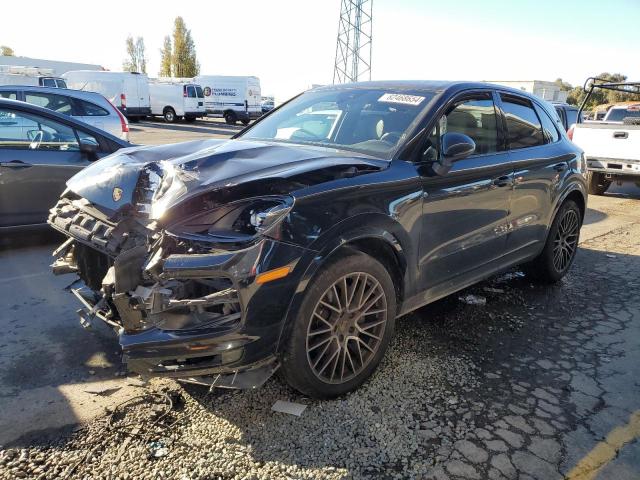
224;111;237;125
586;171;610;195
280;252;396;399
163;108;177;123
524;200;582;283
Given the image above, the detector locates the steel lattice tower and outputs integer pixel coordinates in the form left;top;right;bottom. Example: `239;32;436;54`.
333;0;373;84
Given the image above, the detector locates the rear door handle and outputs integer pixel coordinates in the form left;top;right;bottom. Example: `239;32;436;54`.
0;160;32;169
492;175;512;187
613;131;628;139
553;163;567;172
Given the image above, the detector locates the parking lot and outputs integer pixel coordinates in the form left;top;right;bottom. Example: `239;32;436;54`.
0;120;639;479
128;117;244;145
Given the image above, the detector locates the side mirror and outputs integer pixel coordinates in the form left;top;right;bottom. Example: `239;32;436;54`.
79;138;99;160
427;132;476;176
441;132;476;162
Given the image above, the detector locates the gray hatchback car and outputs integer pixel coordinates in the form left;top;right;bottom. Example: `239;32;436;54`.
0;98;130;230
0;86;130;141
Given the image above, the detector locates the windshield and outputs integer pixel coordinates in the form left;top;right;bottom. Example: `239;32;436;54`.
240;88;436;158
606;107;640;122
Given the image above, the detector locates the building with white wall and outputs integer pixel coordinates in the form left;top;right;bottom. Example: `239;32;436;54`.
487;80;569;102
0;56;103;76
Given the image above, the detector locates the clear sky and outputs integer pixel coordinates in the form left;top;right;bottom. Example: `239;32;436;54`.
2;0;639;102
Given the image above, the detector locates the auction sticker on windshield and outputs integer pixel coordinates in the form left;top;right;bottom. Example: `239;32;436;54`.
378;93;425;106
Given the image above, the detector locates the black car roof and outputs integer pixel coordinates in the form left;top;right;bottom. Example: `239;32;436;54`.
311;80;546;98
0;98;130;147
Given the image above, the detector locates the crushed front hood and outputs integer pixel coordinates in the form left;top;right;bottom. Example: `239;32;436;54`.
66;138;386;219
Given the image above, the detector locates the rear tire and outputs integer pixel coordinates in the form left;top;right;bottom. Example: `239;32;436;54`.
586;171;610;195
523;199;582;284
163;108;177;123
241;119;250;126
224;111;237;125
184;116;197;123
280;252;396;399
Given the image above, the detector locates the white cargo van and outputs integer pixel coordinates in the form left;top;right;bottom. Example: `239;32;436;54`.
194;75;261;125
62;71;151;120
149;82;205;123
0;65;67;88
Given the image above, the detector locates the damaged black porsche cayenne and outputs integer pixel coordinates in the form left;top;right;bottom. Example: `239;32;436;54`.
49;81;586;398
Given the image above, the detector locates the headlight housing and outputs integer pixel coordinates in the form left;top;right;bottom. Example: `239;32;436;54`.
167;195;294;244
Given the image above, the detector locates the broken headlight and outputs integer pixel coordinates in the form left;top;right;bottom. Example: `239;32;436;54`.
150;162;189;220
169;195;294;242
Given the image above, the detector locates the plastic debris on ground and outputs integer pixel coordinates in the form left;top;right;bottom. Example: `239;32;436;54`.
147;440;169;458
272;400;307;416
85;387;122;397
495;271;526;283
483;287;505;294
458;294;487;306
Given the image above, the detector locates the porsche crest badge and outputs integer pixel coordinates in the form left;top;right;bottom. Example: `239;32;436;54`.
112;187;123;202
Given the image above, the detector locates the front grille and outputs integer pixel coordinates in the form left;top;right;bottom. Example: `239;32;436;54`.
48;198;147;257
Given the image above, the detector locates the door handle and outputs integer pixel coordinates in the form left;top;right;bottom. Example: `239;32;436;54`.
553;163;567;172
613;131;628;139
492;175;512;187
0;160;32;169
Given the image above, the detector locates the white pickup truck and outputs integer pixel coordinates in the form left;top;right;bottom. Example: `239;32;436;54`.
569;80;640;195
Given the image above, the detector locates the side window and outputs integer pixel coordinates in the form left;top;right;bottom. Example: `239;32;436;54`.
0;108;79;151
535;105;560;143
25;92;74;116
195;85;204;98
500;94;544;149
0;91;17;100
565;109;579;128
56;79;68;89
41;78;56;87
442;94;499;155
79;100;109;116
187;86;197;98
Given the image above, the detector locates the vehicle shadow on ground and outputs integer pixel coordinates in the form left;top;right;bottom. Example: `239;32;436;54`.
178;242;640;478
0;230;125;448
583;207;607;225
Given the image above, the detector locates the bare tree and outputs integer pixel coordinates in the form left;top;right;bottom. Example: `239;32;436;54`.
123;36;147;73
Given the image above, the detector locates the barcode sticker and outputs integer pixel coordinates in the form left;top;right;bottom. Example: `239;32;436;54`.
378;93;425;106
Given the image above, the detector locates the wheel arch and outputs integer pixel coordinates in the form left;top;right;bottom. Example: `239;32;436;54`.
553;182;587;223
275;215;411;353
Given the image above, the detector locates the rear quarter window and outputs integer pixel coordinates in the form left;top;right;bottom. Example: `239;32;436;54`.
535;104;560;143
79;100;109;116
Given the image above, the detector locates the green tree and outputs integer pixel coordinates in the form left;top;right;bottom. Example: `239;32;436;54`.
123;36;147;73
159;35;172;77
1;46;15;56
554;78;573;92
566;73;636;109
171;17;199;77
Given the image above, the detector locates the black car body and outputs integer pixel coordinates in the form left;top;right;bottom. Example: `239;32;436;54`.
0;98;130;230
49;81;587;397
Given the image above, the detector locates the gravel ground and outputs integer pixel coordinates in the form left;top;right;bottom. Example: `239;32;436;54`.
1;220;639;479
